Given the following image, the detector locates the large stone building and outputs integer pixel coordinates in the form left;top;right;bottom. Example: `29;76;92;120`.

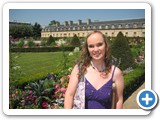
41;18;145;38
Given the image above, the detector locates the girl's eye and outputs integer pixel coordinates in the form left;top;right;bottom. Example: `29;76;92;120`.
97;43;103;47
88;45;94;48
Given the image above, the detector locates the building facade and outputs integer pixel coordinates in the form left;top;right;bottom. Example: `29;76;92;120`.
41;18;145;38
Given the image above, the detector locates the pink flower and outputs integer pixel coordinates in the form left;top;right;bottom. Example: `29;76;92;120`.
55;88;61;94
42;102;48;108
60;88;66;93
139;56;144;61
55;84;60;89
29;90;33;94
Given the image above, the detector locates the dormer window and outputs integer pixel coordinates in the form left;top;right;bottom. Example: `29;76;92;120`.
118;24;122;28
133;24;138;28
105;25;109;29
125;24;129;28
111;25;115;29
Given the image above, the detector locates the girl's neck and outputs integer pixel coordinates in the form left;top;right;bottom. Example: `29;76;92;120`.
91;59;105;72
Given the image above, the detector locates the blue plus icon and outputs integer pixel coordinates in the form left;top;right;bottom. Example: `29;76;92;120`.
137;89;158;110
142;93;153;105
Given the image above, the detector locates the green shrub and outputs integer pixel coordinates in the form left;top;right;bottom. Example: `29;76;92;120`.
40;41;46;46
70;34;81;47
17;40;24;48
27;40;35;47
10;46;75;52
111;32;134;70
47;35;56;46
123;65;145;101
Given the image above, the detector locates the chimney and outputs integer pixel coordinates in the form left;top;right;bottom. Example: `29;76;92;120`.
69;20;73;26
64;21;68;26
87;19;91;25
78;19;82;25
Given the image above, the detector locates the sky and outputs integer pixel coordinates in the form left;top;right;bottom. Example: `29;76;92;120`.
9;9;145;27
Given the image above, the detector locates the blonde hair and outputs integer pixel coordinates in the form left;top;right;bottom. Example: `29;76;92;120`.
78;31;111;79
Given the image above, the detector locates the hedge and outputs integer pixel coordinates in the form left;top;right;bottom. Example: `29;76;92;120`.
123;66;145;101
10;46;75;52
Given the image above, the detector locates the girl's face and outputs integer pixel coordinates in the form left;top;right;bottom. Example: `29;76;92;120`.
87;33;106;61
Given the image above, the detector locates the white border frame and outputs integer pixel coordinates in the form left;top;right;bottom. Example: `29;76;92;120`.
3;2;151;115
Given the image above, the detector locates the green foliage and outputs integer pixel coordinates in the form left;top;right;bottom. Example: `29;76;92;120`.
10;46;75;52
111;32;134;70
17;40;24;48
9;24;33;39
123;65;145;100
9;22;42;39
131;48;139;59
40;40;46;46
47;35;56;46
49;20;60;26
27;40;35;47
32;22;42;40
70;34;81;47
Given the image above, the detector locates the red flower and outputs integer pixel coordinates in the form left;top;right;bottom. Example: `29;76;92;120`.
42;102;48;108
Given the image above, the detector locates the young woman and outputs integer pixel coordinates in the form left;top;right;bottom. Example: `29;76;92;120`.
64;31;124;109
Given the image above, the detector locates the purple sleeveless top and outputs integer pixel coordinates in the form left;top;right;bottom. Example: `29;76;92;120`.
85;66;116;109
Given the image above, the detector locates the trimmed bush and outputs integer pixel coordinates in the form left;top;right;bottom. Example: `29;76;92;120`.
11;46;75;52
123;65;145;101
111;32;134;70
70;34;81;47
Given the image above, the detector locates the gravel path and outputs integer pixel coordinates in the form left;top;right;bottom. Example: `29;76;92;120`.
123;83;145;109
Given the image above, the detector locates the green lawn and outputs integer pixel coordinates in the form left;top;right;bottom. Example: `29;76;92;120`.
11;52;80;85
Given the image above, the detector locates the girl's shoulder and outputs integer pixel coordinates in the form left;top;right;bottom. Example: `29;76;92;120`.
111;65;122;76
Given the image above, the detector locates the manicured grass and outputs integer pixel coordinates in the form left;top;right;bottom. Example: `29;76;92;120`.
11;52;80;85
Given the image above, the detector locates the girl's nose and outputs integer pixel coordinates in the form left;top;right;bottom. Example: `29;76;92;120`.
94;46;99;51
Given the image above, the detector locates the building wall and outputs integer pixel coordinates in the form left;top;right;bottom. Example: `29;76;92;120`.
41;18;145;38
41;29;145;38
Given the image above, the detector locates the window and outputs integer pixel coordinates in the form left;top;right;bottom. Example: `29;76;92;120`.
125;24;129;28
105;25;109;29
125;32;128;36
93;26;97;29
133;32;137;37
142;23;145;28
118;24;122;28
133;24;138;28
88;26;91;29
99;25;102;29
111;25;115;29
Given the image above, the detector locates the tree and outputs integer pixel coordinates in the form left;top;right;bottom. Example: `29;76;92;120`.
49;20;60;26
70;34;81;47
111;32;134;70
32;22;42;40
46;35;56;46
9;25;32;39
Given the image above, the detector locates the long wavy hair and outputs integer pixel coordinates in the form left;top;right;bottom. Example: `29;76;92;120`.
78;31;111;79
